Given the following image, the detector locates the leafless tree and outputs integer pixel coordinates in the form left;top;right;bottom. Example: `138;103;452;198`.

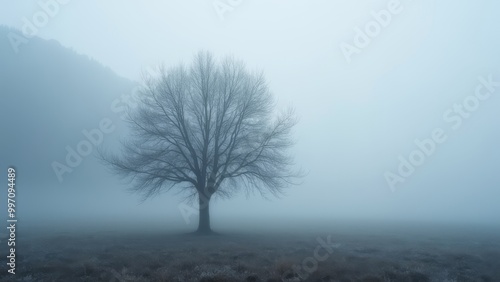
101;51;300;234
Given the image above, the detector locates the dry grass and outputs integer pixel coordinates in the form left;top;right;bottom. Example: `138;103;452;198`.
0;227;498;281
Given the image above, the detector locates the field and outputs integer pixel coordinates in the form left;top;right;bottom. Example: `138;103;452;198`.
0;221;499;281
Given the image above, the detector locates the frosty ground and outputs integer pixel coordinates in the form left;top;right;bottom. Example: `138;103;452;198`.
0;221;498;282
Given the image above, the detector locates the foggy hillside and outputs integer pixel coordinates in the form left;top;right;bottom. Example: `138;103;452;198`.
0;25;136;184
0;25;138;226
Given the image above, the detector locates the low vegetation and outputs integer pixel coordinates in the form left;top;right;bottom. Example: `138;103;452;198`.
1;226;498;281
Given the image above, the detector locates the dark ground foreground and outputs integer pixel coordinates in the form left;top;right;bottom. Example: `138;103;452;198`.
0;222;499;282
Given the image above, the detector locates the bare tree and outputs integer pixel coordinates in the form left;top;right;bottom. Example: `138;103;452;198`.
101;51;300;234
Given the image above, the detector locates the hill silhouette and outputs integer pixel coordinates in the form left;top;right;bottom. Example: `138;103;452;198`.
0;25;137;187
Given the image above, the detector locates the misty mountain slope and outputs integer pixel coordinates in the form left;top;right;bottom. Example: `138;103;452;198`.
0;26;137;186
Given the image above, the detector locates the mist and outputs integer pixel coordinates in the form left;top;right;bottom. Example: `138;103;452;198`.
1;1;499;281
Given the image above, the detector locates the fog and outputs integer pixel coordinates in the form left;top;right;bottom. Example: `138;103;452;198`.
1;0;499;236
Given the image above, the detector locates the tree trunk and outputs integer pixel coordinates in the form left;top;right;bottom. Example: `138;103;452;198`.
196;193;212;234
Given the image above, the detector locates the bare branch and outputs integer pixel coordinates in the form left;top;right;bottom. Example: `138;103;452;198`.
100;51;301;203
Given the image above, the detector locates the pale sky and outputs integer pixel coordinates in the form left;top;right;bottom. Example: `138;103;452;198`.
1;1;499;230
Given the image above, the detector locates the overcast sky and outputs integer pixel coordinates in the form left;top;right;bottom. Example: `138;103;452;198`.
1;1;500;231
